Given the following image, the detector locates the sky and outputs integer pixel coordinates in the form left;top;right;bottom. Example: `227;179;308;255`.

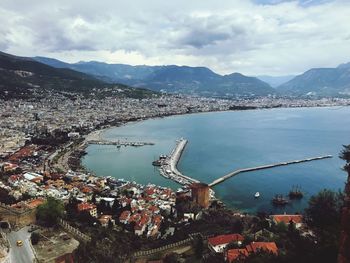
0;0;350;76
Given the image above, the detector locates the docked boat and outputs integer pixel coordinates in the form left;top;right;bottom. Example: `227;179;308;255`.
272;194;289;206
289;185;304;199
152;160;162;166
152;155;167;166
254;192;260;198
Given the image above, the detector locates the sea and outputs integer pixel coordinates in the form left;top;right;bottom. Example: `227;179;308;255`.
82;106;350;214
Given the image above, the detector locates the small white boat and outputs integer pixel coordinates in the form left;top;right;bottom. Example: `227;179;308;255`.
254;192;260;198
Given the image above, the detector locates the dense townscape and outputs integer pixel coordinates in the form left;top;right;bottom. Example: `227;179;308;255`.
2;0;350;261
0;92;349;263
2;95;350;157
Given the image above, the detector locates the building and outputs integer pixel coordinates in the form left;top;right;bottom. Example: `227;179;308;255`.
98;215;115;227
227;242;278;262
190;183;210;208
23;172;44;184
119;211;131;224
271;214;303;229
77;203;97;218
0;198;45;227
246;242;278;255
227;248;249;262
208;233;244;253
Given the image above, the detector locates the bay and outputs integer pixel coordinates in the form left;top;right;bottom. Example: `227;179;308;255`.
82;107;350;213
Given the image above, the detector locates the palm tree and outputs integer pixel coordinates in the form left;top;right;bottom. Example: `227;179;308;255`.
338;145;350;263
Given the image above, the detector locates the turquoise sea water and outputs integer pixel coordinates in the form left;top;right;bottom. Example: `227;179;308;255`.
82;107;350;213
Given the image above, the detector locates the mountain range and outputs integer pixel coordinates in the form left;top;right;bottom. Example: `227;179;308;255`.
277;63;350;97
33;57;275;98
34;56;350;97
1;50;350;99
0;52;156;99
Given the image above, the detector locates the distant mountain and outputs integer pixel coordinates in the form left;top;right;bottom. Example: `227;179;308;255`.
256;75;295;88
277;63;350;97
337;62;350;69
0;52;156;99
34;57;275;97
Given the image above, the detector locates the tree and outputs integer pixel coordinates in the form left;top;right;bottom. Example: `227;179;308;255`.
108;219;113;229
238;250;280;263
31;232;40;245
37;197;64;227
164;253;180;263
305;189;343;230
194;236;203;258
112;198;121;216
91;193;96;204
339;145;350;263
65;196;79;219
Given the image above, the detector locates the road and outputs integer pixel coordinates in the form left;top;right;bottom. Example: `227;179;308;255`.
6;226;35;263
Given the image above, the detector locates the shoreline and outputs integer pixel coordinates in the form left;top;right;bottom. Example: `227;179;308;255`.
86;104;349;144
79;104;349;177
62;104;349;212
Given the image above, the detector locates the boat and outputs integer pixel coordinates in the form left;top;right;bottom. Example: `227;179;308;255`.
152;160;162;166
254;192;260;198
289;185;304;199
272;194;289;206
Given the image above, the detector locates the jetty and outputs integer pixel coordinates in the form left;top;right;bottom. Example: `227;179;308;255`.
158;139;200;185
208;155;332;187
87;140;154;147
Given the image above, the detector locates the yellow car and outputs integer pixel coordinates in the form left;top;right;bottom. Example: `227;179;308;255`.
16;240;23;247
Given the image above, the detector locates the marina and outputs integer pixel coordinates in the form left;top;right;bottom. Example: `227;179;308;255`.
87;140;155;147
82;107;348;213
157;139;200;185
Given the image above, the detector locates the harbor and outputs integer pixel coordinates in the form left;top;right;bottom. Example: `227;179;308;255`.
87;140;155;147
157;139;200;185
155;138;333;191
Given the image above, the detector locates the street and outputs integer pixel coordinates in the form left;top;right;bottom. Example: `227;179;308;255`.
6;226;35;263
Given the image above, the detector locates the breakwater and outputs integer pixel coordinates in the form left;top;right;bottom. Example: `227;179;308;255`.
208;155;333;187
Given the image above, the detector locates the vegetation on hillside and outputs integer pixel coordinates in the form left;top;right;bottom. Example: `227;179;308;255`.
37;197;64;227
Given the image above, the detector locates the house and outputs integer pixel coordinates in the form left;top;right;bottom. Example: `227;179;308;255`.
77;202;97;218
227;248;249;262
1;162;19;172
246;242;278;255
227;242;278;262
134;222;146;236
183;213;195;222
98;215;115;227
23;172;43;184
208;233;244;253
8;174;23;185
271;214;303;229
119;211;131;224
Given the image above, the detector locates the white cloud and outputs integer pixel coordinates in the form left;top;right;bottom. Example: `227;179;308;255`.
0;0;349;75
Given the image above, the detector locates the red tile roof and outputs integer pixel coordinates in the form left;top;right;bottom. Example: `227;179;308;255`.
26;198;45;209
246;242;278;255
227;248;249;262
272;214;303;224
77;202;96;212
119;211;131;221
208;234;244;247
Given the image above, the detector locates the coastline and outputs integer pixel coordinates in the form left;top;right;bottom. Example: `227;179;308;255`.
59;104;350;212
79;104;349;176
87;104;349;144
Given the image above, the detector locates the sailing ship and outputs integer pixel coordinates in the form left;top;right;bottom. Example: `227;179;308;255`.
272;194;289;206
289;185;304;199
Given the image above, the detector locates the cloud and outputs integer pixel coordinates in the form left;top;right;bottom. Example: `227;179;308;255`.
0;0;349;75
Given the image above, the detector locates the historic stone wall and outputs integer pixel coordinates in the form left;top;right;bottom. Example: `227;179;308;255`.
0;202;36;227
